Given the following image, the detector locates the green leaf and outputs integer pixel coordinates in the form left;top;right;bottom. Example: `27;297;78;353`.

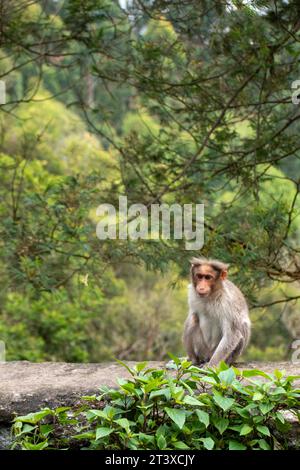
284;375;300;383
135;361;148;373
240;424;253;436
229;440;247;450
242;369;273;380
259;402;274;415
55;406;71;413
228;424;243;433
40;424;54;437
213;416;229;435
128;437;139;450
253;392;264;401
115;418;131;431
173;441;190;450
86;409;107;420
200;437;215;450
218;368;236;385
117;380;141;398
236;404;255;418
164;407;186;429
274;370;283;380
232;366;241;376
196;409;210;428
276;411;285;424
157;434;167;450
73;431;95;440
232;382;251;395
170;386;185;402
117;380;136;392
271;386;286;395
213;392;235;411
150;389;171;400
258;439;271;450
183;395;205;406
253;415;264;424
180;359;192;369
200;376;218;385
23;441;49;450
156;424;167;438
256;425;270;437
138;433;155;444
95;427;114;440
179;380;194;395
14;409;53;424
14;423;36;436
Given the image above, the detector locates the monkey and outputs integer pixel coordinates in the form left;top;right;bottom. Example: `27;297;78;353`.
183;257;251;367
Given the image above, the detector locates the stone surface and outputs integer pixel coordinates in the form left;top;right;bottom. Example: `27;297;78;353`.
0;426;11;450
0;360;299;422
0;361;163;421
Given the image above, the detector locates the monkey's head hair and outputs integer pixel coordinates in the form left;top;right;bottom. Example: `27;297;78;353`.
190;257;229;274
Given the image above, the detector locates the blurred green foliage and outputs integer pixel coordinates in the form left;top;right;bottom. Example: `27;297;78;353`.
0;0;300;362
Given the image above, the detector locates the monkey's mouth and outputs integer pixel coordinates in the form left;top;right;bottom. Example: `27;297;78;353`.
197;292;209;297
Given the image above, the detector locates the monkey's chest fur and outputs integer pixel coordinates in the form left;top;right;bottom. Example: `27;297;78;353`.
197;311;222;354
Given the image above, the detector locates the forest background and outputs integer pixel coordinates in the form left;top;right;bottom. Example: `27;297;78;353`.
1;0;300;363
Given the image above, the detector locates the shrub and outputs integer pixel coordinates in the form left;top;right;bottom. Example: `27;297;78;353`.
11;358;300;450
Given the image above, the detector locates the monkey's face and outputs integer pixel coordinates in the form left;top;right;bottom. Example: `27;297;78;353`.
192;264;222;297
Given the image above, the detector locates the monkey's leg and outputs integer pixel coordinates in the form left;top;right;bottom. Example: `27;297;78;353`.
226;339;244;365
226;324;250;364
183;313;203;364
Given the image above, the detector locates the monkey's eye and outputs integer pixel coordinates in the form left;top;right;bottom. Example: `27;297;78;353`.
196;274;214;281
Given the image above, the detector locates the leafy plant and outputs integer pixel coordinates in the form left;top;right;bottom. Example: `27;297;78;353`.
11;359;300;450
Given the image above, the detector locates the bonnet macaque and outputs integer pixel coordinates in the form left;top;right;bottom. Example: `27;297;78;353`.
183;258;251;367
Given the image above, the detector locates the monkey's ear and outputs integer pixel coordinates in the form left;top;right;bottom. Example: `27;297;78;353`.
220;269;228;280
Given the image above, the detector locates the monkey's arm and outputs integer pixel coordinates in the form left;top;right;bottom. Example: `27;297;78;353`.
207;330;243;367
183;312;210;364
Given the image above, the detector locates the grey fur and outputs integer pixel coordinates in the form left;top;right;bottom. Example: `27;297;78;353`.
183;260;251;367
